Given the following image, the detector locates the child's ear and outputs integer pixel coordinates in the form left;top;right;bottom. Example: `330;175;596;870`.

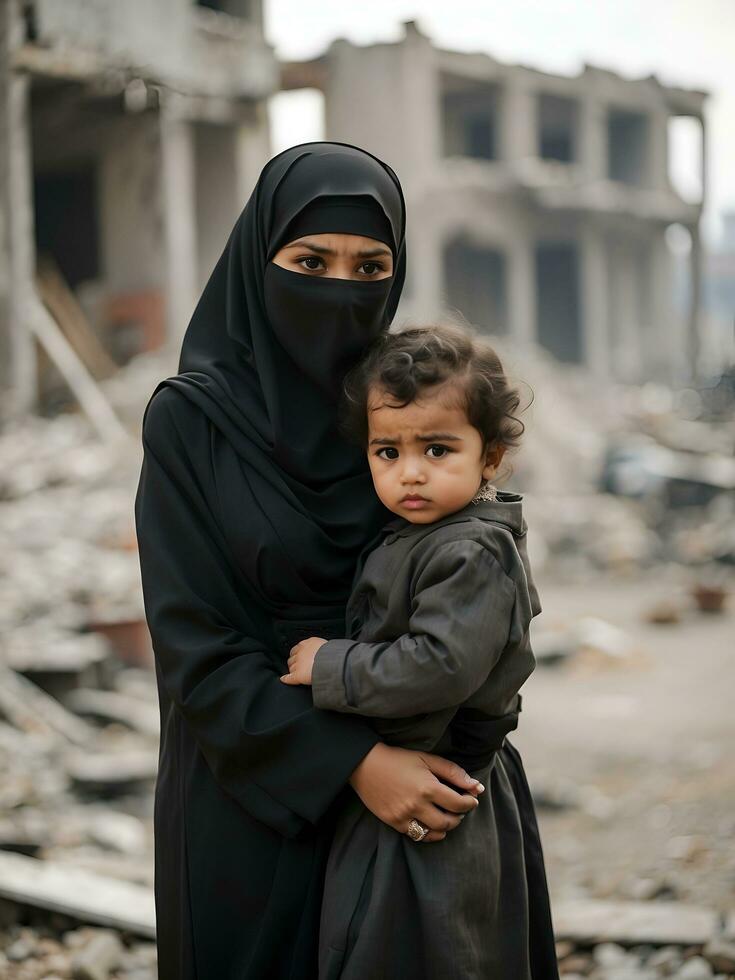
482;442;506;480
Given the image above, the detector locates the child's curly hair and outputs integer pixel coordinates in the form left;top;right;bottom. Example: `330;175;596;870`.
340;324;528;477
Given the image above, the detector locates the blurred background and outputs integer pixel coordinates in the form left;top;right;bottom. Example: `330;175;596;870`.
0;2;733;977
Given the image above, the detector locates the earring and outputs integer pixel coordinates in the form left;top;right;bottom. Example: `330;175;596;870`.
472;480;498;505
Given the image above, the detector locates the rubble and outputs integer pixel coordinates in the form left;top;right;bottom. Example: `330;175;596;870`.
531;616;638;669
65;749;158;798
0;342;732;975
553;898;720;947
70;928;124;980
0;851;155;937
0;923;156;980
65;689;159;739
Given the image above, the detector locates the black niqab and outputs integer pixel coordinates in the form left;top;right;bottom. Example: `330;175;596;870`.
147;142;406;616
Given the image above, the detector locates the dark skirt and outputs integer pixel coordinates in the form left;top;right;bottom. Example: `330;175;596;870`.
319;738;559;980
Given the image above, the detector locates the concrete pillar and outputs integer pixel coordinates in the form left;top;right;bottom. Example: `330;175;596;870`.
649;108;669;192
687;224;702;383
99;115;165;294
0;0;38;417
649;230;675;383
613;241;643;381
410;204;443;320
235;102;271;205
160;103;198;354
398;22;438;188
580;221;609;376
682;114;707;382
502;74;536;167
580;93;606;182
508;230;536;346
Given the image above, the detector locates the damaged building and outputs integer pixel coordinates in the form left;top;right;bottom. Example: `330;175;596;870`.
283;21;708;385
0;0;277;419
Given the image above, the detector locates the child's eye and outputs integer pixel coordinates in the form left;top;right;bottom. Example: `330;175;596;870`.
376;447;399;460
426;444;450;458
298;255;325;272
358;261;384;277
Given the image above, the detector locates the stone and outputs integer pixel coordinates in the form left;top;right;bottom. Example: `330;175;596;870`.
702;939;735;973
5;936;35;961
648;945;684;971
675;956;713;978
70;929;123;980
594;942;629;966
558;952;592;974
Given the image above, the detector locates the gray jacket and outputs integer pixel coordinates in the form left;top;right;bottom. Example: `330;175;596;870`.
311;490;548;980
311;489;541;752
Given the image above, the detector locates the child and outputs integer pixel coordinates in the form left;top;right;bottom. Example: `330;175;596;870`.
280;324;558;980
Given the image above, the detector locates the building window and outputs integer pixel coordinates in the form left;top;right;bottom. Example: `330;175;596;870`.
534;242;582;363
443;236;507;334
608;109;649;185
195;0;252;18
538;94;578;163
440;74;500;162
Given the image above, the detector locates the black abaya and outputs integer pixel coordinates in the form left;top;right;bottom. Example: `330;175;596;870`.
135;143;409;979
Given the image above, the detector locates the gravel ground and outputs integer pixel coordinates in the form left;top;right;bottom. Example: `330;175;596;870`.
1;567;733;978
516;568;735;915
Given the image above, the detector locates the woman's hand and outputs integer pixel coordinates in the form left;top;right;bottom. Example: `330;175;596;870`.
348;743;484;843
279;636;327;686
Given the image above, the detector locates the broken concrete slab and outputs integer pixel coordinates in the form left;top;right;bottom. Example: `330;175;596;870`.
0;851;155;938
0;662;93;746
552;898;719;947
66;690;159;739
65;749;158;797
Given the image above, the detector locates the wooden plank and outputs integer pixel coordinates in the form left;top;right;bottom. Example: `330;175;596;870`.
37;258;118;381
28;297;129;445
0;851;155;938
553;898;719;947
0;661;92;746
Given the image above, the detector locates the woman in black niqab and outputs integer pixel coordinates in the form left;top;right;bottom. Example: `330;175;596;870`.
134;143;484;980
166;142;405;613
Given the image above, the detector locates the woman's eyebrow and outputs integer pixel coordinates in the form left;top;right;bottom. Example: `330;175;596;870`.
283;240;392;259
283;240;333;254
355;246;392;258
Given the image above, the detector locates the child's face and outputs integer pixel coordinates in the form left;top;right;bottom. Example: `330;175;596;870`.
366;382;502;524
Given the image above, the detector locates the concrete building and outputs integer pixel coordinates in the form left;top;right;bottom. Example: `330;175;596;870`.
1;0;276;417
283;21;707;385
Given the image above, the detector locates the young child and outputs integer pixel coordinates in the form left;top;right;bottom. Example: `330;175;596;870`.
280;324;558;980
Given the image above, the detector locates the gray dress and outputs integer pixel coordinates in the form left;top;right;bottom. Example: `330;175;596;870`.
311;490;559;980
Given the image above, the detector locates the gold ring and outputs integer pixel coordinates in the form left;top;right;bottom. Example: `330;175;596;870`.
406;818;429;842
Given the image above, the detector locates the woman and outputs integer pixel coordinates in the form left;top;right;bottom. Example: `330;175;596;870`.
134;143;487;979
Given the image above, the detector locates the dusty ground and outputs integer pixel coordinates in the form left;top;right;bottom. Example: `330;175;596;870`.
515;568;735;915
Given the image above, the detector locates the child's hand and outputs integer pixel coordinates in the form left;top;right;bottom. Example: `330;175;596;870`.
279;636;327;686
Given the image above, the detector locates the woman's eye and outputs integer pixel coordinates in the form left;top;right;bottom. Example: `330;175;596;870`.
426;444;450;458
376;447;399;460
298;256;325;272
358;261;383;276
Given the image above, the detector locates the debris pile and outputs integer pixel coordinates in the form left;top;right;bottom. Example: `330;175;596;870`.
493;337;735;579
553;898;735;978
